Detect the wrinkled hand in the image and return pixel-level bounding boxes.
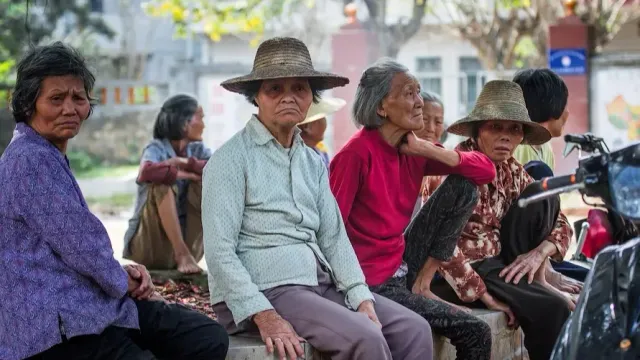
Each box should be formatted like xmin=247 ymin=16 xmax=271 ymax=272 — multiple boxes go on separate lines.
xmin=124 ymin=264 xmax=154 ymax=300
xmin=357 ymin=300 xmax=382 ymax=329
xmin=253 ymin=310 xmax=305 ymax=360
xmin=481 ymin=292 xmax=518 ymax=329
xmin=500 ymin=248 xmax=546 ymax=285
xmin=177 ymin=170 xmax=202 ymax=182
xmin=167 ymin=157 xmax=190 ymax=169
xmin=399 ymin=132 xmax=430 ymax=157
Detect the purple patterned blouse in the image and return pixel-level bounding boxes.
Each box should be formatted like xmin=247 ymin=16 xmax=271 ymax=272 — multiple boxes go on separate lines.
xmin=0 ymin=123 xmax=138 ymax=360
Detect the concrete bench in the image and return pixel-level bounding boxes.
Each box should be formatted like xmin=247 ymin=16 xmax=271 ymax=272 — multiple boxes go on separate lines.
xmin=226 ymin=309 xmax=528 ymax=360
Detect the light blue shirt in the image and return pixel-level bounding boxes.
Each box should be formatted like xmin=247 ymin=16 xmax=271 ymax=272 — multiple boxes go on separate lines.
xmin=202 ymin=116 xmax=373 ymax=325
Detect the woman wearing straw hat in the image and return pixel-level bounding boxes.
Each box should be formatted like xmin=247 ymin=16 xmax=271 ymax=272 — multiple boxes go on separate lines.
xmin=430 ymin=80 xmax=574 ymax=360
xmin=202 ymin=37 xmax=434 ymax=360
xmin=298 ymin=96 xmax=346 ymax=168
xmin=329 ymin=58 xmax=496 ymax=360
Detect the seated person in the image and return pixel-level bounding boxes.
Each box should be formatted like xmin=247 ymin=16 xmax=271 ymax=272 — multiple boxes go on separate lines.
xmin=203 ymin=37 xmax=434 ymax=360
xmin=123 ymin=94 xmax=211 ymax=274
xmin=330 ymin=58 xmax=496 ymax=360
xmin=430 ymin=80 xmax=573 ymax=360
xmin=513 ymin=68 xmax=587 ymax=285
xmin=415 ymin=91 xmax=447 ymax=209
xmin=298 ymin=96 xmax=346 ymax=168
xmin=0 ymin=42 xmax=228 ymax=360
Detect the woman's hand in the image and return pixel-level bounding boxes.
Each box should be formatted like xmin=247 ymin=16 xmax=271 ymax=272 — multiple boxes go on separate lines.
xmin=177 ymin=170 xmax=202 ymax=182
xmin=480 ymin=292 xmax=518 ymax=328
xmin=357 ymin=300 xmax=382 ymax=328
xmin=167 ymin=157 xmax=190 ymax=169
xmin=124 ymin=264 xmax=155 ymax=300
xmin=500 ymin=246 xmax=549 ymax=285
xmin=253 ymin=310 xmax=305 ymax=360
xmin=400 ymin=132 xmax=460 ymax=167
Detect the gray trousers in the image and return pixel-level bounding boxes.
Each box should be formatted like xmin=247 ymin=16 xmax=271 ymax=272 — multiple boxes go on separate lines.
xmin=214 ymin=263 xmax=434 ymax=360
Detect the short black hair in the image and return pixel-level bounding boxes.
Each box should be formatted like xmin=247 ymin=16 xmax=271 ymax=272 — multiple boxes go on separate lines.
xmin=513 ymin=69 xmax=568 ymax=124
xmin=11 ymin=42 xmax=96 ymax=123
xmin=153 ymin=94 xmax=199 ymax=140
xmin=241 ymin=79 xmax=323 ymax=107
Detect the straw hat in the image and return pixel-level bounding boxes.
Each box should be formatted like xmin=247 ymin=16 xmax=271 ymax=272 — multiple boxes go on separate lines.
xmin=221 ymin=37 xmax=349 ymax=94
xmin=447 ymin=80 xmax=551 ymax=145
xmin=299 ymin=97 xmax=347 ymax=125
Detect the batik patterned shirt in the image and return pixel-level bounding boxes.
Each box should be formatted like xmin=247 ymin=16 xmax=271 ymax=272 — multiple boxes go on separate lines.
xmin=438 ymin=139 xmax=572 ymax=303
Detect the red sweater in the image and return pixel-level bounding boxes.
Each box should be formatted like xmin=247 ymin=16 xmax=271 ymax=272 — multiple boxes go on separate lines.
xmin=329 ymin=129 xmax=496 ymax=286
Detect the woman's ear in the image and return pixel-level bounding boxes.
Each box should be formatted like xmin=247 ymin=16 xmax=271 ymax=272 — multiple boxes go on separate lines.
xmin=376 ymin=102 xmax=386 ymax=118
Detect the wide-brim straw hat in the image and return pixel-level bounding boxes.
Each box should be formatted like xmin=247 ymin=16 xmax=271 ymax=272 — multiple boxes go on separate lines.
xmin=299 ymin=97 xmax=347 ymax=125
xmin=447 ymin=80 xmax=551 ymax=145
xmin=221 ymin=37 xmax=349 ymax=94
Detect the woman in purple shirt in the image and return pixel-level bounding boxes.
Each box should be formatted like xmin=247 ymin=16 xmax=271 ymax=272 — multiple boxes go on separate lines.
xmin=0 ymin=42 xmax=228 ymax=360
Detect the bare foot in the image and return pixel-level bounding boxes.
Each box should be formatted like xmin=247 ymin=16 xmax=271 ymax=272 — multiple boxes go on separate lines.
xmin=545 ymin=266 xmax=583 ymax=294
xmin=175 ymin=253 xmax=202 ymax=274
xmin=535 ymin=268 xmax=577 ymax=311
xmin=411 ymin=285 xmax=473 ymax=313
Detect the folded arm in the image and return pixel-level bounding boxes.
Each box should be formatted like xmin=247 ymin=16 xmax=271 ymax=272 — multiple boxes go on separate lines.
xmin=423 ymin=144 xmax=496 ymax=185
xmin=319 ymin=160 xmax=373 ymax=309
xmin=11 ymin=153 xmax=128 ymax=299
xmin=202 ymin=150 xmax=273 ymax=325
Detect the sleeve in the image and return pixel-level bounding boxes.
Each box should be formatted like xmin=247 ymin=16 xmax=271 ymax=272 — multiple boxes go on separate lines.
xmin=137 ymin=143 xmax=177 ymax=184
xmin=317 ymin=162 xmax=373 ymax=310
xmin=439 ymin=246 xmax=488 ymax=303
xmin=201 ymin=148 xmax=273 ymax=325
xmin=328 ymin=151 xmax=367 ymax=226
xmin=424 ymin=147 xmax=496 ymax=186
xmin=11 ymin=154 xmax=128 ymax=299
xmin=546 ymin=212 xmax=572 ymax=261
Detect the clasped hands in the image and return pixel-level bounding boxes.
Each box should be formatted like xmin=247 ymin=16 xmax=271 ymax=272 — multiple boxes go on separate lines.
xmin=124 ymin=264 xmax=164 ymax=301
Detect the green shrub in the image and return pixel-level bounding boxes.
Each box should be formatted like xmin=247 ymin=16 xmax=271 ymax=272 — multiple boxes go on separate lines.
xmin=67 ymin=150 xmax=98 ymax=173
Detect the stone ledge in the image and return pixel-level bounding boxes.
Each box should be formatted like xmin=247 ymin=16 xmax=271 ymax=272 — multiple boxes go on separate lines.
xmin=226 ymin=310 xmax=528 ymax=360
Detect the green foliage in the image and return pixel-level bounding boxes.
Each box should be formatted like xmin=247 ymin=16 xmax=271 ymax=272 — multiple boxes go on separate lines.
xmin=68 ymin=150 xmax=99 ymax=173
xmin=143 ymin=0 xmax=314 ymax=46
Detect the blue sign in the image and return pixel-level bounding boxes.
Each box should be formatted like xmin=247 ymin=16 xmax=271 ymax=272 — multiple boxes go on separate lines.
xmin=548 ymin=48 xmax=587 ymax=75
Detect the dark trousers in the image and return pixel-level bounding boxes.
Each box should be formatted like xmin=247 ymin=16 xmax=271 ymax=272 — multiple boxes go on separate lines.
xmin=371 ymin=175 xmax=493 ymax=360
xmin=524 ymin=160 xmax=589 ymax=281
xmin=27 ymin=299 xmax=229 ymax=360
xmin=432 ymin=183 xmax=571 ymax=360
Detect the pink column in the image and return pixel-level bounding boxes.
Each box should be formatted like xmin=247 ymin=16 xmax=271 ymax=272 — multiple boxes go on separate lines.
xmin=548 ymin=4 xmax=593 ymax=175
xmin=331 ymin=6 xmax=379 ymax=152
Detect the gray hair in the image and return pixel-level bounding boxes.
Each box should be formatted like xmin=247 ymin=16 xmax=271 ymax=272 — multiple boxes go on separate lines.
xmin=421 ymin=91 xmax=443 ymax=109
xmin=353 ymin=58 xmax=409 ymax=129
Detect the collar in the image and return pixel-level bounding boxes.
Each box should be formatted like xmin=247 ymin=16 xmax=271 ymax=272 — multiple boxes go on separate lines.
xmin=362 ymin=128 xmax=401 ymax=157
xmin=246 ymin=115 xmax=303 ymax=148
xmin=14 ymin=122 xmax=69 ymax=164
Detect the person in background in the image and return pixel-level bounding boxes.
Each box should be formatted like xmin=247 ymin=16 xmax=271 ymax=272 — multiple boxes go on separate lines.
xmin=123 ymin=94 xmax=211 ymax=274
xmin=513 ymin=68 xmax=587 ymax=286
xmin=414 ymin=91 xmax=447 ymax=213
xmin=431 ymin=80 xmax=573 ymax=360
xmin=204 ymin=37 xmax=434 ymax=360
xmin=298 ymin=96 xmax=346 ymax=168
xmin=330 ymin=58 xmax=495 ymax=360
xmin=0 ymin=42 xmax=228 ymax=360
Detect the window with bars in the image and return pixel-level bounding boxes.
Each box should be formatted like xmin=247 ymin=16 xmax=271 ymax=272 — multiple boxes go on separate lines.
xmin=458 ymin=57 xmax=486 ymax=115
xmin=416 ymin=57 xmax=442 ymax=96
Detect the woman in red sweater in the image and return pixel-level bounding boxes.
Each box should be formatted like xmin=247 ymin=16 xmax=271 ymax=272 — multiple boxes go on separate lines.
xmin=123 ymin=94 xmax=211 ymax=274
xmin=329 ymin=59 xmax=496 ymax=360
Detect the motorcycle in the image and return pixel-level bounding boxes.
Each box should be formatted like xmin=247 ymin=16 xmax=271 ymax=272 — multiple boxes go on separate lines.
xmin=561 ymin=133 xmax=638 ymax=262
xmin=518 ymin=139 xmax=640 ymax=359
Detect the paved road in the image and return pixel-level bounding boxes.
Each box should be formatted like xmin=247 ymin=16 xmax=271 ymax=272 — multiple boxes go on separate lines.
xmin=77 ymin=171 xmax=138 ymax=199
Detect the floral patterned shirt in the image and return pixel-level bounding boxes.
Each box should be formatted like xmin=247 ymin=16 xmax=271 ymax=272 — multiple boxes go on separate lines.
xmin=438 ymin=139 xmax=573 ymax=303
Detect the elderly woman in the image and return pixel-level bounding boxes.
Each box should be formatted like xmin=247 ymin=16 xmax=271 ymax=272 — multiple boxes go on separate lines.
xmin=430 ymin=80 xmax=573 ymax=360
xmin=0 ymin=42 xmax=227 ymax=360
xmin=329 ymin=58 xmax=496 ymax=359
xmin=414 ymin=91 xmax=446 ymax=209
xmin=298 ymin=96 xmax=346 ymax=168
xmin=123 ymin=94 xmax=211 ymax=274
xmin=203 ymin=37 xmax=433 ymax=360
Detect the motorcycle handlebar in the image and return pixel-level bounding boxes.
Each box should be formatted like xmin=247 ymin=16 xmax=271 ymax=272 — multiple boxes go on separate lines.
xmin=518 ymin=174 xmax=585 ymax=208
xmin=540 ymin=174 xmax=578 ymax=191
